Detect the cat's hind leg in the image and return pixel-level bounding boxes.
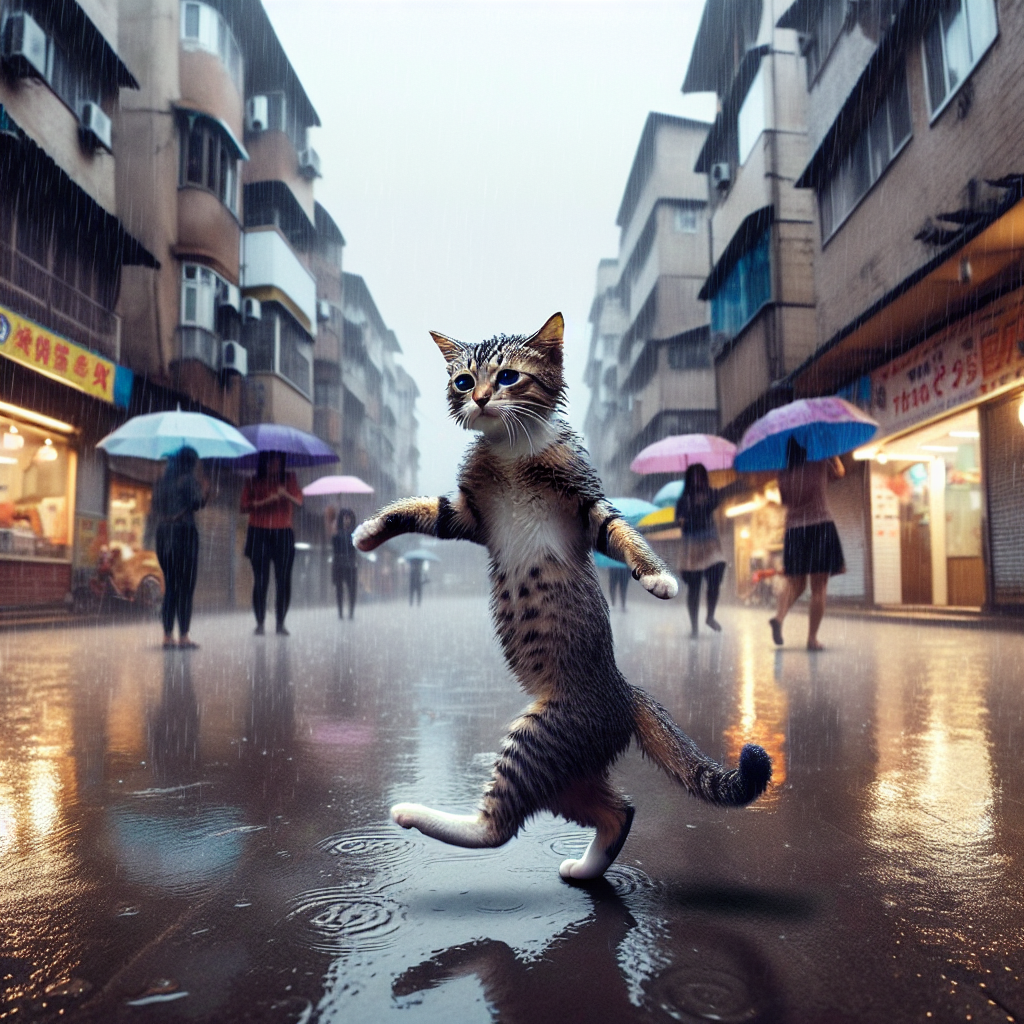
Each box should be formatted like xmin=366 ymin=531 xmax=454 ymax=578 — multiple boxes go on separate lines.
xmin=390 ymin=803 xmax=516 ymax=849
xmin=552 ymin=778 xmax=635 ymax=881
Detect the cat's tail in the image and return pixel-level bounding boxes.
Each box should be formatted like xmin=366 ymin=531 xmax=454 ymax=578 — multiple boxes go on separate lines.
xmin=630 ymin=687 xmax=772 ymax=807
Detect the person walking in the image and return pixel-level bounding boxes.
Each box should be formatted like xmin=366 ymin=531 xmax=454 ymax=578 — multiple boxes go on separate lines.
xmin=608 ymin=564 xmax=630 ymax=610
xmin=152 ymin=446 xmax=208 ymax=649
xmin=241 ymin=451 xmax=303 ymax=636
xmin=674 ymin=462 xmax=739 ymax=637
xmin=408 ymin=559 xmax=425 ymax=606
xmin=332 ymin=508 xmax=358 ymax=620
xmin=769 ymin=438 xmax=846 ymax=651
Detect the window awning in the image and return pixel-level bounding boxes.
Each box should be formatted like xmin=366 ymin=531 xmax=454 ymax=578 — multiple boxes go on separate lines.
xmin=174 ymin=106 xmax=249 ymax=161
xmin=0 ymin=106 xmax=158 ymax=268
xmin=699 ymin=206 xmax=774 ymax=301
xmin=49 ymin=0 xmax=140 ymax=90
xmin=789 ymin=181 xmax=1024 ymax=397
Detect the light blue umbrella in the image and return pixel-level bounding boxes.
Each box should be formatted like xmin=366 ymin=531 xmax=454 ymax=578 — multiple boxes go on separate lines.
xmin=594 ymin=551 xmax=626 ymax=569
xmin=653 ymin=480 xmax=684 ymax=507
xmin=607 ymin=497 xmax=658 ymax=525
xmin=401 ymin=549 xmax=441 ymax=562
xmin=97 ymin=407 xmax=256 ymax=460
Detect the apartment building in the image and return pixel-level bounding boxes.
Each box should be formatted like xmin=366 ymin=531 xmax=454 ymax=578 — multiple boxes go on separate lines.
xmin=780 ymin=0 xmax=1024 ymax=613
xmin=0 ymin=0 xmax=157 ymax=610
xmin=583 ymin=113 xmax=715 ymax=498
xmin=310 ymin=201 xmax=344 ymax=456
xmin=683 ymin=0 xmax=817 ymax=441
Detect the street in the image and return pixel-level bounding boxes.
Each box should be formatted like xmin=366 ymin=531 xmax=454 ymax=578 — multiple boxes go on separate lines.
xmin=0 ymin=593 xmax=1021 ymax=1023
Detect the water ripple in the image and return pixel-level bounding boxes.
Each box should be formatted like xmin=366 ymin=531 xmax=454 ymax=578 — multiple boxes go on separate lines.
xmin=287 ymin=889 xmax=404 ymax=955
xmin=651 ymin=966 xmax=760 ymax=1023
xmin=317 ymin=824 xmax=418 ymax=870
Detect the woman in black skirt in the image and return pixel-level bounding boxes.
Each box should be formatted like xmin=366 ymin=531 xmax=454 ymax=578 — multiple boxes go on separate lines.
xmin=769 ymin=438 xmax=845 ymax=651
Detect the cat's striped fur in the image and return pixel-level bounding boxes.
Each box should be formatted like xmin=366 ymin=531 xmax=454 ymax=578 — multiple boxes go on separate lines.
xmin=354 ymin=312 xmax=771 ymax=879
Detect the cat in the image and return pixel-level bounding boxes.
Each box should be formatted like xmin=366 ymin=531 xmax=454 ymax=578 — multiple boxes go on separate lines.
xmin=353 ymin=312 xmax=772 ymax=880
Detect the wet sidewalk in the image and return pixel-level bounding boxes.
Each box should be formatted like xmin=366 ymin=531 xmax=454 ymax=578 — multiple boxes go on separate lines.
xmin=0 ymin=594 xmax=1021 ymax=1023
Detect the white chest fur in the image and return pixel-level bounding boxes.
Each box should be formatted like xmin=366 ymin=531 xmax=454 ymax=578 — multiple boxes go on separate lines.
xmin=486 ymin=485 xmax=575 ymax=570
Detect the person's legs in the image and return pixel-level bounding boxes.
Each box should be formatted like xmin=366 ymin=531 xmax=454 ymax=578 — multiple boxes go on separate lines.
xmin=274 ymin=529 xmax=296 ymax=632
xmin=346 ymin=566 xmax=357 ymax=618
xmin=681 ymin=571 xmax=701 ymax=636
xmin=618 ymin=570 xmax=627 ymax=611
xmin=705 ymin=562 xmax=726 ymax=631
xmin=770 ymin=575 xmax=806 ymax=645
xmin=250 ymin=531 xmax=272 ymax=632
xmin=156 ymin=526 xmax=176 ymax=643
xmin=807 ymin=573 xmax=829 ymax=650
xmin=608 ymin=572 xmax=617 ymax=607
xmin=177 ymin=526 xmax=199 ymax=638
xmin=335 ymin=580 xmax=345 ymax=618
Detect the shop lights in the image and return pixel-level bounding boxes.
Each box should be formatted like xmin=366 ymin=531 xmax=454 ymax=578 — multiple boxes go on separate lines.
xmin=876 ymin=452 xmax=934 ymax=464
xmin=0 ymin=400 xmax=76 ymax=434
xmin=0 ymin=456 xmax=16 ymax=465
xmin=34 ymin=439 xmax=58 ymax=462
xmin=3 ymin=428 xmax=24 ymax=450
xmin=920 ymin=445 xmax=958 ymax=452
xmin=949 ymin=430 xmax=979 ymax=439
xmin=1019 ymin=399 xmax=1024 ymax=428
xmin=725 ymin=498 xmax=765 ymax=518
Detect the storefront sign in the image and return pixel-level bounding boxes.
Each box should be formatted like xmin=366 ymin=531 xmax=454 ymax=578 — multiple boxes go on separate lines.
xmin=0 ymin=304 xmax=131 ymax=407
xmin=869 ymin=291 xmax=1024 ymax=436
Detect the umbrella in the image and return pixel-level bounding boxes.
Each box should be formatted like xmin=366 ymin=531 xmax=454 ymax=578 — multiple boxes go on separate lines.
xmin=653 ymin=480 xmax=684 ymax=507
xmin=97 ymin=407 xmax=255 ymax=461
xmin=607 ymin=497 xmax=658 ymax=525
xmin=233 ymin=424 xmax=339 ymax=468
xmin=637 ymin=506 xmax=676 ymax=529
xmin=401 ymin=549 xmax=440 ymax=562
xmin=594 ymin=552 xmax=626 ymax=569
xmin=734 ymin=397 xmax=879 ymax=472
xmin=630 ymin=434 xmax=736 ymax=475
xmin=302 ymin=475 xmax=374 ymax=496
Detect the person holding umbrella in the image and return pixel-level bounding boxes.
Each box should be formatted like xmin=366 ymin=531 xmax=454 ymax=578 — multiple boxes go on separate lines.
xmin=241 ymin=451 xmax=303 ymax=635
xmin=674 ymin=463 xmax=741 ymax=637
xmin=769 ymin=438 xmax=845 ymax=651
xmin=151 ymin=446 xmax=208 ymax=648
xmin=332 ymin=508 xmax=358 ymax=620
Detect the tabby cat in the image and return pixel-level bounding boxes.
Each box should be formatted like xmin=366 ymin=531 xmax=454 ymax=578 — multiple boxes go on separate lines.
xmin=354 ymin=312 xmax=771 ymax=880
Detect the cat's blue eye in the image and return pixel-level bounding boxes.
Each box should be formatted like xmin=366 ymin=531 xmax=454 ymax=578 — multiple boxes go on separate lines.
xmin=453 ymin=373 xmax=475 ymax=392
xmin=496 ymin=369 xmax=520 ymax=387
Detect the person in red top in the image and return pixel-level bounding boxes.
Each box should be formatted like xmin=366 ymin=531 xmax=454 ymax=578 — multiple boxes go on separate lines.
xmin=241 ymin=451 xmax=303 ymax=635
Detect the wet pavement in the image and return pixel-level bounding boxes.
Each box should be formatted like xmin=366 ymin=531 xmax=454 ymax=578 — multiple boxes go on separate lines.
xmin=1 ymin=592 xmax=1022 ymax=1023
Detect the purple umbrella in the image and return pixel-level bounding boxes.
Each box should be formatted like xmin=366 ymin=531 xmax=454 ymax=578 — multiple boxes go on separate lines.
xmin=233 ymin=424 xmax=339 ymax=468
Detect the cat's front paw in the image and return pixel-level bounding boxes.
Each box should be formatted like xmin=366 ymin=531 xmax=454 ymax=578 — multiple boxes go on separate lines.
xmin=390 ymin=803 xmax=422 ymax=829
xmin=353 ymin=518 xmax=385 ymax=551
xmin=639 ymin=572 xmax=678 ymax=600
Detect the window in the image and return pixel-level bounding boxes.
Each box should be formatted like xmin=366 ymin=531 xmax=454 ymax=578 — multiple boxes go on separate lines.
xmin=923 ymin=0 xmax=997 ymax=116
xmin=710 ymin=227 xmax=772 ymax=339
xmin=674 ymin=207 xmax=699 ymax=234
xmin=263 ymin=91 xmax=308 ymax=151
xmin=818 ymin=70 xmax=912 ymax=240
xmin=242 ymin=305 xmax=313 ymax=396
xmin=737 ymin=66 xmax=767 ymax=166
xmin=180 ymin=263 xmax=218 ymax=330
xmin=667 ymin=338 xmax=711 ymax=370
xmin=180 ymin=2 xmax=243 ymax=93
xmin=804 ymin=0 xmax=848 ymax=83
xmin=178 ymin=119 xmax=239 ymax=213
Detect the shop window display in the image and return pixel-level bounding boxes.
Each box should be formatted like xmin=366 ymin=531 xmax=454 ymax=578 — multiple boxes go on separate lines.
xmin=0 ymin=414 xmax=72 ymax=560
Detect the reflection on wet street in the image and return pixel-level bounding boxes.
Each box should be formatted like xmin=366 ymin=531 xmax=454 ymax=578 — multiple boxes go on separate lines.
xmin=1 ymin=596 xmax=1022 ymax=1022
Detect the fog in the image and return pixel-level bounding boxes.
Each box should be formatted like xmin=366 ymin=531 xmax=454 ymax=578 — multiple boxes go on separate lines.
xmin=264 ymin=0 xmax=715 ymax=495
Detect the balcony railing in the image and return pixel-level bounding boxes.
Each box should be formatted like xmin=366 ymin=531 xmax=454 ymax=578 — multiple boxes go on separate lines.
xmin=0 ymin=239 xmax=121 ymax=360
xmin=176 ymin=325 xmax=220 ymax=370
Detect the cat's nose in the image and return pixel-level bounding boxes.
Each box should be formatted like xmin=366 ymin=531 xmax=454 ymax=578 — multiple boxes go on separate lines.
xmin=473 ymin=386 xmax=492 ymax=408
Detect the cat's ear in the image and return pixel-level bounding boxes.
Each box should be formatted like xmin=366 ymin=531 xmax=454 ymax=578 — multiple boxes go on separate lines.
xmin=527 ymin=313 xmax=564 ymax=357
xmin=429 ymin=331 xmax=463 ymax=364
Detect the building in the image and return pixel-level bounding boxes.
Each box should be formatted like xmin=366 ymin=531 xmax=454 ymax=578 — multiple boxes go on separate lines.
xmin=0 ymin=0 xmax=157 ymax=611
xmin=310 ymin=201 xmax=345 ymax=456
xmin=780 ymin=0 xmax=1024 ymax=613
xmin=683 ymin=0 xmax=817 ymax=443
xmin=583 ymin=113 xmax=716 ymax=498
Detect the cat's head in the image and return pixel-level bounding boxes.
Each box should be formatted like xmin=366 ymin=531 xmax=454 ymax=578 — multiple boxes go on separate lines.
xmin=429 ymin=312 xmax=565 ymax=442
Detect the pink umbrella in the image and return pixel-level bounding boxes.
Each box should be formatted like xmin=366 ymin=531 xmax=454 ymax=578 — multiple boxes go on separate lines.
xmin=630 ymin=434 xmax=736 ymax=475
xmin=302 ymin=475 xmax=374 ymax=496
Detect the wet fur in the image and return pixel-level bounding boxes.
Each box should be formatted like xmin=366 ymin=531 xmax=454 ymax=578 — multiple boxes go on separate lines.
xmin=355 ymin=312 xmax=771 ymax=879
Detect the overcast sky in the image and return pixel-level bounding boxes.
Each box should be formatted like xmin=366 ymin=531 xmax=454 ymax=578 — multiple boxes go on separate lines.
xmin=264 ymin=0 xmax=714 ymax=495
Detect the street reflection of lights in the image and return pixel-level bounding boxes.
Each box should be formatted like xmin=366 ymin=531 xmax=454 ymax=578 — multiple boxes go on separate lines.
xmin=29 ymin=761 xmax=61 ymax=837
xmin=0 ymin=789 xmax=15 ymax=856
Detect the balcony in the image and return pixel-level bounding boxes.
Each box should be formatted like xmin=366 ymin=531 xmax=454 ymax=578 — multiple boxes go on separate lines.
xmin=242 ymin=229 xmax=317 ymax=334
xmin=176 ymin=325 xmax=219 ymax=371
xmin=0 ymin=239 xmax=120 ymax=361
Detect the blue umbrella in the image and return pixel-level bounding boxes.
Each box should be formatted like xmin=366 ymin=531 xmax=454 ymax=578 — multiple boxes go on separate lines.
xmin=607 ymin=497 xmax=658 ymax=525
xmin=232 ymin=424 xmax=340 ymax=468
xmin=653 ymin=480 xmax=684 ymax=507
xmin=594 ymin=551 xmax=626 ymax=569
xmin=97 ymin=407 xmax=255 ymax=460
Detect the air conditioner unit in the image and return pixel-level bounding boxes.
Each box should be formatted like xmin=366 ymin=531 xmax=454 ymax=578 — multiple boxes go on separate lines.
xmin=79 ymin=102 xmax=112 ymax=152
xmin=317 ymin=299 xmax=331 ymax=322
xmin=242 ymin=296 xmax=261 ymax=321
xmin=298 ymin=147 xmax=321 ymax=179
xmin=221 ymin=340 xmax=248 ymax=376
xmin=2 ymin=12 xmax=48 ymax=79
xmin=710 ymin=162 xmax=732 ymax=190
xmin=218 ymin=283 xmax=241 ymax=312
xmin=245 ymin=95 xmax=269 ymax=133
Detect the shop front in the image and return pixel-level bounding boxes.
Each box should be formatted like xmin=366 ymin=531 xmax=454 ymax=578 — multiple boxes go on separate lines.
xmin=853 ymin=286 xmax=1024 ymax=611
xmin=0 ymin=302 xmax=133 ymax=610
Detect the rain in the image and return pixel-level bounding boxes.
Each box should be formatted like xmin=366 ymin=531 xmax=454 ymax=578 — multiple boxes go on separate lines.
xmin=1 ymin=1 xmax=1023 ymax=1022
